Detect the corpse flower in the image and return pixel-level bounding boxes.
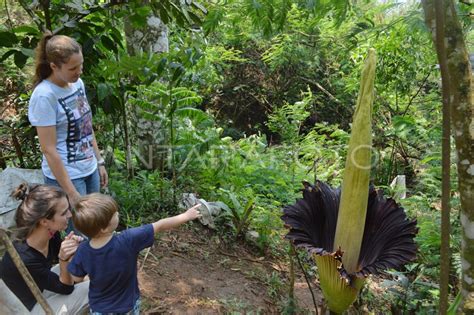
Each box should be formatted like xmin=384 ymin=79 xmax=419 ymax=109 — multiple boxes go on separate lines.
xmin=281 ymin=49 xmax=418 ymax=313
xmin=281 ymin=181 xmax=418 ymax=312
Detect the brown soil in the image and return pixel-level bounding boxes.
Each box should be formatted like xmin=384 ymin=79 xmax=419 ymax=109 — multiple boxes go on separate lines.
xmin=137 ymin=224 xmax=322 ymax=314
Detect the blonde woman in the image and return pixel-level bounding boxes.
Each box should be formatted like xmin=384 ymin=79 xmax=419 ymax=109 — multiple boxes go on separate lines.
xmin=29 ymin=32 xmax=107 ymax=206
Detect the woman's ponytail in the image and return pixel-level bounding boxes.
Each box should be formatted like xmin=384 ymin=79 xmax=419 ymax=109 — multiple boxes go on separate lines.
xmin=12 ymin=183 xmax=66 ymax=240
xmin=33 ymin=31 xmax=54 ymax=87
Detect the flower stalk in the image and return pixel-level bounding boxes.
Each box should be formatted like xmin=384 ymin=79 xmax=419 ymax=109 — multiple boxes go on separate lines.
xmin=333 ymin=48 xmax=376 ymax=274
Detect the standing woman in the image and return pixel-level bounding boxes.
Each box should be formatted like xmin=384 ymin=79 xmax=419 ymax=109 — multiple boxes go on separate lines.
xmin=29 ymin=32 xmax=107 ymax=206
xmin=0 ymin=183 xmax=89 ymax=314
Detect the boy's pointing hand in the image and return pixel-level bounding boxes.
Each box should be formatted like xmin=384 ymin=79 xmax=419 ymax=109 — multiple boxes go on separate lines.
xmin=185 ymin=204 xmax=202 ymax=220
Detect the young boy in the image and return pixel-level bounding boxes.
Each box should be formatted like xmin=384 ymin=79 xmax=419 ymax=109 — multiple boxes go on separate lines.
xmin=67 ymin=193 xmax=201 ymax=314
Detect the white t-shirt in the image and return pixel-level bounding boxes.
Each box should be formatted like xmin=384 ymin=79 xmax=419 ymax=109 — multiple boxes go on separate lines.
xmin=28 ymin=78 xmax=97 ymax=180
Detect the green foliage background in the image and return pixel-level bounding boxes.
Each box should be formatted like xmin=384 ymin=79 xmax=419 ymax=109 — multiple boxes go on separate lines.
xmin=1 ymin=0 xmax=471 ymax=312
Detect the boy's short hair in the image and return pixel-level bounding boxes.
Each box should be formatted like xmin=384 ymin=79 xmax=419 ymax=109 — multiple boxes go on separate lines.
xmin=73 ymin=193 xmax=118 ymax=238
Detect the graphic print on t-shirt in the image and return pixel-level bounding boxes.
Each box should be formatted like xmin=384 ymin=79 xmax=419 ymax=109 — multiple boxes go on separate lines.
xmin=58 ymin=88 xmax=94 ymax=163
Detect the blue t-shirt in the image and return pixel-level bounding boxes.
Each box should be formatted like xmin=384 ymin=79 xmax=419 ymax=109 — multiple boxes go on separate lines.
xmin=68 ymin=224 xmax=154 ymax=313
xmin=28 ymin=78 xmax=97 ymax=180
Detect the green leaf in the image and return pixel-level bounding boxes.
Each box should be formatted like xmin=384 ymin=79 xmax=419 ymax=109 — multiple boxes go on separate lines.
xmin=60 ymin=14 xmax=70 ymax=23
xmin=224 ymin=191 xmax=242 ymax=223
xmin=240 ymin=198 xmax=255 ymax=223
xmin=103 ymin=95 xmax=121 ymax=114
xmin=447 ymin=292 xmax=462 ymax=314
xmin=0 ymin=49 xmax=18 ymax=62
xmin=392 ymin=115 xmax=417 ymax=139
xmin=144 ymin=73 xmax=158 ymax=86
xmin=65 ymin=20 xmax=78 ymax=28
xmin=188 ymin=12 xmax=202 ymax=26
xmin=180 ymin=4 xmax=194 ymax=25
xmin=20 ymin=48 xmax=34 ymax=57
xmin=0 ymin=31 xmax=18 ymax=47
xmin=101 ymin=35 xmax=117 ymax=54
xmin=97 ymin=83 xmax=109 ymax=101
xmin=128 ymin=14 xmax=147 ymax=28
xmin=13 ymin=26 xmax=40 ymax=35
xmin=65 ymin=0 xmax=83 ymax=11
xmin=110 ymin=27 xmax=124 ymax=48
xmin=155 ymin=2 xmax=171 ymax=25
xmin=135 ymin=6 xmax=152 ymax=17
xmin=175 ymin=96 xmax=200 ymax=107
xmin=169 ymin=2 xmax=187 ymax=27
xmin=14 ymin=51 xmax=29 ymax=68
xmin=203 ymin=9 xmax=223 ymax=34
xmin=392 ymin=115 xmax=416 ymax=128
xmin=155 ymin=57 xmax=168 ymax=75
xmin=174 ymin=107 xmax=208 ymax=122
xmin=171 ymin=66 xmax=185 ymax=84
xmin=191 ymin=1 xmax=207 ymax=14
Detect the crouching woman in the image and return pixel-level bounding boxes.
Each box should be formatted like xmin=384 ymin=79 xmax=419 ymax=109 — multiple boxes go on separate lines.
xmin=0 ymin=183 xmax=89 ymax=314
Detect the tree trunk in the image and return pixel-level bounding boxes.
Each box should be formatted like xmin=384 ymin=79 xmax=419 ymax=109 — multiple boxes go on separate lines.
xmin=124 ymin=11 xmax=169 ymax=170
xmin=425 ymin=0 xmax=451 ymax=313
xmin=422 ymin=0 xmax=474 ymax=312
xmin=0 ymin=148 xmax=6 ymax=169
xmin=11 ymin=127 xmax=25 ymax=168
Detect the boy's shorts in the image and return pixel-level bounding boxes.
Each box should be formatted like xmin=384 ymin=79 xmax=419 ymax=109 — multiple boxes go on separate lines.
xmin=90 ymin=298 xmax=140 ymax=315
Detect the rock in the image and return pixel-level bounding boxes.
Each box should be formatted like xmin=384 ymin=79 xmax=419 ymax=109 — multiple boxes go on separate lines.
xmin=390 ymin=175 xmax=406 ymax=200
xmin=246 ymin=230 xmax=260 ymax=242
xmin=179 ymin=193 xmax=230 ymax=229
xmin=0 ymin=167 xmax=43 ymax=228
xmin=0 ymin=280 xmax=29 ymax=314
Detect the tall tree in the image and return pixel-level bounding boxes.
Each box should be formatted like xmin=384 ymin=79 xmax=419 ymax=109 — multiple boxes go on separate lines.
xmin=124 ymin=5 xmax=170 ymax=171
xmin=122 ymin=1 xmax=206 ymax=172
xmin=422 ymin=0 xmax=474 ymax=312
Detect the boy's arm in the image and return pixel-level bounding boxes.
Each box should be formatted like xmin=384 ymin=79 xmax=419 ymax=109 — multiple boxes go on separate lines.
xmin=65 ymin=235 xmax=87 ymax=284
xmin=153 ymin=205 xmax=201 ymax=233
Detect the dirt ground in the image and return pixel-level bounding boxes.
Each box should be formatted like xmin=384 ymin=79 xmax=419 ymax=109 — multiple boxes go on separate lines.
xmin=137 ymin=223 xmax=322 ymax=314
